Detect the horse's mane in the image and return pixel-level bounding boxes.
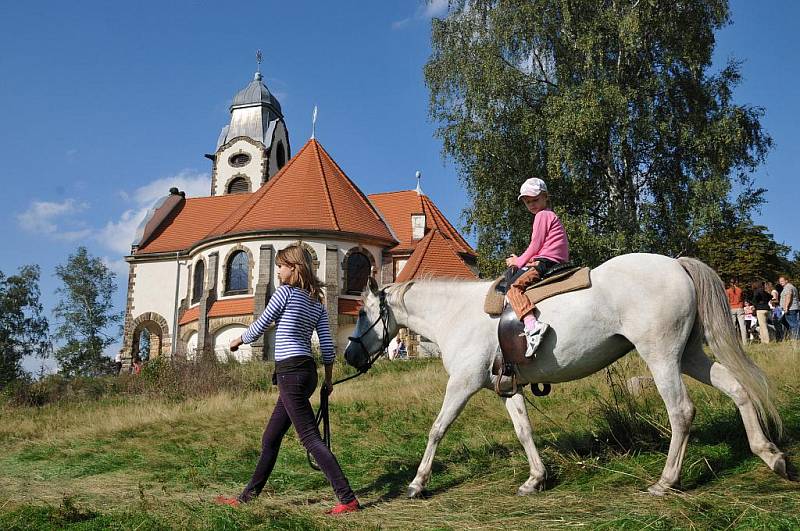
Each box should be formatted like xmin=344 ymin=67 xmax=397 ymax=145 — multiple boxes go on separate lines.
xmin=382 ymin=276 xmax=488 ymax=313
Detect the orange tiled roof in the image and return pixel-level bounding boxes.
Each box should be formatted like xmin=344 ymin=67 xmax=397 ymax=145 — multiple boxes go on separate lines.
xmin=136 ymin=194 xmax=251 ymax=254
xmin=338 ymin=298 xmax=363 ymax=316
xmin=208 ymin=297 xmax=254 ymax=318
xmin=395 ymin=229 xmax=478 ymax=282
xmin=178 ymin=297 xmax=254 ymax=325
xmin=368 ymin=190 xmax=475 ymax=256
xmin=207 ymin=140 xmax=396 ymax=243
xmin=179 ymin=306 xmax=200 ymax=325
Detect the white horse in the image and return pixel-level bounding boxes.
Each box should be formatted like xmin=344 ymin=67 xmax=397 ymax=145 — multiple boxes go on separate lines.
xmin=344 ymin=253 xmax=788 ymax=497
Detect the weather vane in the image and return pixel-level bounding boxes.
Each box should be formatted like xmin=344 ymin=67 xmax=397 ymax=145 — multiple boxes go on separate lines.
xmin=256 ymin=49 xmax=263 ymax=73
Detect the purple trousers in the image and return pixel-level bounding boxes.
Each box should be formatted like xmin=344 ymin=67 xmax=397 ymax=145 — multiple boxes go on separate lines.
xmin=239 ymin=364 xmax=355 ymax=504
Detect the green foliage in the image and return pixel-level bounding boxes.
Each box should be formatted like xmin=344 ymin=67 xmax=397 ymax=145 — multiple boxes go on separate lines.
xmin=53 ymin=247 xmax=122 ymax=377
xmin=0 ymin=265 xmax=50 ymax=388
xmin=425 ymin=0 xmax=772 ymax=272
xmin=696 ymin=222 xmax=794 ymax=284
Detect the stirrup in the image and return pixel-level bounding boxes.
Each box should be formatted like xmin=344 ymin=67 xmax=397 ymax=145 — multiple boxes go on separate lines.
xmin=494 ymin=368 xmax=518 ymax=398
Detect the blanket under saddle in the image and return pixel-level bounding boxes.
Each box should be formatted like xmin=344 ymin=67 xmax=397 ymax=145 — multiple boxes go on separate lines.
xmin=484 ymin=266 xmax=592 ymax=316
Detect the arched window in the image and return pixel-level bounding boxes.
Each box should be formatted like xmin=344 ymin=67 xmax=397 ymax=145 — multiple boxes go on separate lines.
xmin=226 ymin=250 xmax=249 ymax=294
xmin=276 ymin=141 xmax=286 ymax=169
xmin=192 ymin=260 xmax=205 ymax=303
xmin=345 ymin=251 xmax=372 ymax=295
xmin=227 ymin=176 xmax=250 ymax=194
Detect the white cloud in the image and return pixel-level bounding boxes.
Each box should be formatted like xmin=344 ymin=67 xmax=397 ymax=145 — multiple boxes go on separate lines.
xmin=101 ymin=255 xmax=131 ymax=280
xmin=97 ymin=208 xmax=151 ymax=255
xmin=132 ymin=170 xmax=209 ymax=205
xmin=17 ymin=170 xmax=210 ymax=255
xmin=422 ymin=0 xmax=449 ymax=18
xmin=16 ymin=199 xmax=91 ymax=240
xmin=392 ymin=0 xmax=449 ymax=30
xmin=96 ymin=170 xmax=210 ymax=255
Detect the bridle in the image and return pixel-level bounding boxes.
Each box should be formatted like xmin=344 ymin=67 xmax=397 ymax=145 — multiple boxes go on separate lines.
xmin=346 ymin=288 xmax=392 ymax=375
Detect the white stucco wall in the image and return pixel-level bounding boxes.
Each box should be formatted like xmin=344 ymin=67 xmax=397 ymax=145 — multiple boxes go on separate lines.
xmin=185 ymin=331 xmax=198 ymax=361
xmin=214 ymin=138 xmax=265 ymax=196
xmin=213 ymin=324 xmax=252 ymax=362
xmin=130 ymin=259 xmax=188 ymax=336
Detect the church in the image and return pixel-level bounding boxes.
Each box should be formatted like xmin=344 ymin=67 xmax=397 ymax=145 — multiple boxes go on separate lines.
xmin=119 ymin=68 xmax=478 ymax=367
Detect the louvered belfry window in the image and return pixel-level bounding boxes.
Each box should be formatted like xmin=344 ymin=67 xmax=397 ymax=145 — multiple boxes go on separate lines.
xmin=226 ymin=251 xmax=249 ymax=293
xmin=227 ymin=177 xmax=250 ymax=194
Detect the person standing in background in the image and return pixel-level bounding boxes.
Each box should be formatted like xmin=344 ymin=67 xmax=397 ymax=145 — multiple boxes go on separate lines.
xmin=779 ymin=276 xmax=799 ymax=340
xmin=726 ymin=278 xmax=747 ymax=344
xmin=751 ymin=281 xmax=772 ymax=344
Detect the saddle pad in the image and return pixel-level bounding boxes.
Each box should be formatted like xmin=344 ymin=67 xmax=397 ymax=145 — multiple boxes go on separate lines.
xmin=484 ymin=267 xmax=592 ymax=315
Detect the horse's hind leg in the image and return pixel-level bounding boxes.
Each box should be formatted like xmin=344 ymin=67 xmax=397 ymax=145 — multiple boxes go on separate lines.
xmin=407 ymin=373 xmax=483 ymax=498
xmin=681 ymin=343 xmax=788 ymax=478
xmin=504 ymin=393 xmax=547 ymax=494
xmin=641 ymin=352 xmax=696 ymax=495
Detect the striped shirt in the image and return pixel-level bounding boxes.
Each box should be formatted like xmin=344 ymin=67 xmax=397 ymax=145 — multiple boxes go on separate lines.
xmin=241 ymin=285 xmax=335 ymax=364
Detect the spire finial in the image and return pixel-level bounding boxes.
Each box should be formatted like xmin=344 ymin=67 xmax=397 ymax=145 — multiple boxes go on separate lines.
xmin=254 ymin=50 xmax=263 ymax=80
xmin=415 ymin=170 xmax=423 ymax=195
xmin=311 ymin=105 xmax=318 ymax=139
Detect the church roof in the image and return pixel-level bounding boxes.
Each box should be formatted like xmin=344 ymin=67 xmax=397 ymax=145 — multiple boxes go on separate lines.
xmin=395 ymin=229 xmax=478 ymax=282
xmin=368 ymin=190 xmax=475 ymax=256
xmin=231 ymin=72 xmax=282 ymax=114
xmin=179 ymin=297 xmax=254 ymax=325
xmin=135 ymin=194 xmax=251 ymax=254
xmin=207 ymin=139 xmax=396 ymax=244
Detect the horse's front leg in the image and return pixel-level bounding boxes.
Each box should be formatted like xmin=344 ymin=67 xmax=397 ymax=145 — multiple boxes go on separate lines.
xmin=407 ymin=374 xmax=482 ymax=498
xmin=503 ymin=393 xmax=547 ymax=494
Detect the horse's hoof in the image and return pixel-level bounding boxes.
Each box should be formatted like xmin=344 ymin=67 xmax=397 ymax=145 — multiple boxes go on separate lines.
xmin=406 ymin=484 xmax=423 ymax=498
xmin=646 ymin=481 xmax=672 ymax=496
xmin=517 ymin=477 xmax=545 ymax=495
xmin=770 ymin=452 xmax=788 ymax=479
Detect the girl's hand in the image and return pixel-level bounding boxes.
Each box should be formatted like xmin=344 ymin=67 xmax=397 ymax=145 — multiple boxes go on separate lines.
xmin=505 ymin=255 xmax=518 ymax=267
xmin=229 ymin=337 xmax=243 ymax=352
xmin=324 ymin=378 xmax=333 ymax=396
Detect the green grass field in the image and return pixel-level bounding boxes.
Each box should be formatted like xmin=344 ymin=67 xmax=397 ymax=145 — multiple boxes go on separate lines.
xmin=1 ymin=343 xmax=799 ymax=530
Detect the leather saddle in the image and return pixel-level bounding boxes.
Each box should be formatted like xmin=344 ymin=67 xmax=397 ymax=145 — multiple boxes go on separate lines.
xmin=490 ymin=264 xmax=591 ymax=397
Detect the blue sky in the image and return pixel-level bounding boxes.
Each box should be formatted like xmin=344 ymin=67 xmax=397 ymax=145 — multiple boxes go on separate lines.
xmin=1 ymin=1 xmax=797 ymax=372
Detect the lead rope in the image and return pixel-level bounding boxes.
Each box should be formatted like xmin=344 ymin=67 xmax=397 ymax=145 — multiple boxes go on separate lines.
xmin=307 ymin=349 xmax=384 ymax=471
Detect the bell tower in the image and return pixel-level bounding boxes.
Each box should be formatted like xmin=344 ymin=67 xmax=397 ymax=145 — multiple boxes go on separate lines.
xmin=208 ymin=52 xmax=290 ymax=196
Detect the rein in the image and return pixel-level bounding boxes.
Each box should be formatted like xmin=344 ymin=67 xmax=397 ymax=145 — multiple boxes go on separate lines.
xmin=307 ymin=289 xmax=391 ymax=471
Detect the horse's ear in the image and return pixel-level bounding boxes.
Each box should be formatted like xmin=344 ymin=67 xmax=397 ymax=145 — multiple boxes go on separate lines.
xmin=368 ymin=276 xmax=379 ymax=295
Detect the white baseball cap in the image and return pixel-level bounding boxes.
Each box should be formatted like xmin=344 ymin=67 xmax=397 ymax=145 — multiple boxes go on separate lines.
xmin=518 ymin=177 xmax=548 ymax=200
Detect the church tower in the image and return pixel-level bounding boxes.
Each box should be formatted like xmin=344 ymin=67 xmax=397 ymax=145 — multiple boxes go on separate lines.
xmin=208 ymin=64 xmax=290 ymax=196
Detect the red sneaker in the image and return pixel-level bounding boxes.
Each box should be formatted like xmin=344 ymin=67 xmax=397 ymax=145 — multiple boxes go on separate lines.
xmin=213 ymin=495 xmax=241 ymax=508
xmin=325 ymin=499 xmax=361 ymax=515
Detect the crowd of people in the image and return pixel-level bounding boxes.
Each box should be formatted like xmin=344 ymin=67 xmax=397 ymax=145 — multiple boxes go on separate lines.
xmin=726 ymin=275 xmax=799 ymax=343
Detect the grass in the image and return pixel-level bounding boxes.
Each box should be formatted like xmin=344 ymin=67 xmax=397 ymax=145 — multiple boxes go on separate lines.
xmin=1 ymin=343 xmax=799 ymax=529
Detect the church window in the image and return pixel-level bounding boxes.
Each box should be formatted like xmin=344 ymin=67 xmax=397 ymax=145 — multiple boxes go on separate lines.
xmin=345 ymin=251 xmax=372 ymax=295
xmin=227 ymin=176 xmax=250 ymax=194
xmin=229 ymin=153 xmax=251 ymax=167
xmin=192 ymin=260 xmax=205 ymax=303
xmin=276 ymin=142 xmax=286 ymax=169
xmin=226 ymin=251 xmax=249 ymax=294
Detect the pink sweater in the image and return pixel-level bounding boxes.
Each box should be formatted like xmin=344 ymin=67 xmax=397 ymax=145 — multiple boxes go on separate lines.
xmin=515 ymin=209 xmax=569 ymax=268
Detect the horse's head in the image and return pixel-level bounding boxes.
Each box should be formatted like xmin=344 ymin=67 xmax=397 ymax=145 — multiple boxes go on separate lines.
xmin=344 ymin=277 xmax=398 ymax=372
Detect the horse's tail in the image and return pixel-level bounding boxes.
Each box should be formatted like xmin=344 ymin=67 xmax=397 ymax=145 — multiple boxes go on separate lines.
xmin=677 ymin=257 xmax=782 ymax=439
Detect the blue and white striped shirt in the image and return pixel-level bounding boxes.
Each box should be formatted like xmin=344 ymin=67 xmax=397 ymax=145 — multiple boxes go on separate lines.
xmin=241 ymin=285 xmax=335 ymax=364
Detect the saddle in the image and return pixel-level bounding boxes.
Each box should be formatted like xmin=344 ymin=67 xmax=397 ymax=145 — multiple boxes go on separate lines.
xmin=488 ymin=265 xmax=592 ymax=396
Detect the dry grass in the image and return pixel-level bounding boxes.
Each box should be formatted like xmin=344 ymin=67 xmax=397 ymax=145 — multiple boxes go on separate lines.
xmin=0 ymin=342 xmax=799 ymax=529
